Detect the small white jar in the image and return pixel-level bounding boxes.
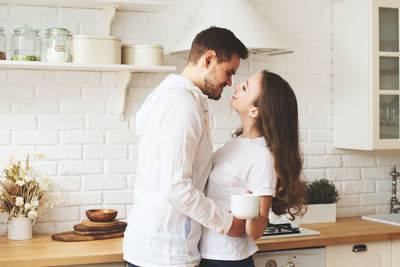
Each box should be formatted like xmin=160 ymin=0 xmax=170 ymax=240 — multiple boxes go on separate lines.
xmin=122 ymin=44 xmax=163 ymax=66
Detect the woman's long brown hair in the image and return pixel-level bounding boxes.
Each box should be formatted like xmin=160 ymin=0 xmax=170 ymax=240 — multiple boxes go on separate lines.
xmin=234 ymin=70 xmax=306 ymax=220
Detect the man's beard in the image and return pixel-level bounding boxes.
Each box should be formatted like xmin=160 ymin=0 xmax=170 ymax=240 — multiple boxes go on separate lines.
xmin=203 ymin=67 xmax=222 ymax=100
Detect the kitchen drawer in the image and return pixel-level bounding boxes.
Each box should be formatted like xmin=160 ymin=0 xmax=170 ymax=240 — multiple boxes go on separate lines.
xmin=326 ymin=240 xmax=391 ymax=267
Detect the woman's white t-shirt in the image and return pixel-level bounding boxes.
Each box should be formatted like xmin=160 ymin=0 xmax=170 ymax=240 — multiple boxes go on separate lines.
xmin=199 ymin=136 xmax=277 ymax=261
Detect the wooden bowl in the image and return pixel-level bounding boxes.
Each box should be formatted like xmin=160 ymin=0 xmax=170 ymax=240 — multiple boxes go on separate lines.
xmin=86 ymin=209 xmax=117 ymax=222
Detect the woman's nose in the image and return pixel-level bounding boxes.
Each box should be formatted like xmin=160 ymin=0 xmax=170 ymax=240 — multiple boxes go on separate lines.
xmin=233 ymin=84 xmax=240 ymax=95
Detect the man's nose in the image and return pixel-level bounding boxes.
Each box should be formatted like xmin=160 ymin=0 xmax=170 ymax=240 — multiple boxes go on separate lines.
xmin=227 ymin=76 xmax=232 ymax=86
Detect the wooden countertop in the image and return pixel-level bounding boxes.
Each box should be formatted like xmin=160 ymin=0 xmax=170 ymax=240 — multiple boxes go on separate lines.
xmin=257 ymin=216 xmax=400 ymax=251
xmin=1 ymin=217 xmax=400 ymax=266
xmin=0 ymin=234 xmax=123 ymax=267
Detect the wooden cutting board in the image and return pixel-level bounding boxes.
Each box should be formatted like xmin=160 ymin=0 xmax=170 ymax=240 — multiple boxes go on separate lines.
xmin=74 ymin=221 xmax=127 ymax=232
xmin=74 ymin=227 xmax=126 ymax=236
xmin=81 ymin=219 xmax=119 ymax=227
xmin=52 ymin=231 xmax=124 ymax=242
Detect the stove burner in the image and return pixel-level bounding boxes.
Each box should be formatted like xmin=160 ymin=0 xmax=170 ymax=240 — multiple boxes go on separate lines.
xmin=262 ymin=221 xmax=301 ymax=237
xmin=264 ymin=227 xmax=276 ymax=233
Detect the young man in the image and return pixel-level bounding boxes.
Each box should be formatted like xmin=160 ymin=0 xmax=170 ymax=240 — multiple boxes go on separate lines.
xmin=123 ymin=26 xmax=249 ymax=267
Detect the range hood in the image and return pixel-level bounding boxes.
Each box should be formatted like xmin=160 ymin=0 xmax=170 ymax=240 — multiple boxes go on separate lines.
xmin=169 ymin=0 xmax=293 ymax=55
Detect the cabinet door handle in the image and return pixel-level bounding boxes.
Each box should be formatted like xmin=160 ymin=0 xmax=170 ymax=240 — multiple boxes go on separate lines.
xmin=352 ymin=244 xmax=367 ymax=252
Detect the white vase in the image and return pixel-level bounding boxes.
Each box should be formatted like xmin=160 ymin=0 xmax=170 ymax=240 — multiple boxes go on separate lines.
xmin=270 ymin=203 xmax=337 ymax=225
xmin=7 ymin=217 xmax=34 ymax=240
xmin=298 ymin=203 xmax=337 ymax=224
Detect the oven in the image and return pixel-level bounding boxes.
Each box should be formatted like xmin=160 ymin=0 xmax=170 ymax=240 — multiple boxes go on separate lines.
xmin=253 ymin=246 xmax=326 ymax=267
xmin=253 ymin=221 xmax=325 ymax=267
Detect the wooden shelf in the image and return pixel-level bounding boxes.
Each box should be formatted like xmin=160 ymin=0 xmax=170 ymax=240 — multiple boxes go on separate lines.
xmin=379 ymin=51 xmax=400 ymax=57
xmin=0 ymin=60 xmax=176 ymax=120
xmin=378 ymin=90 xmax=400 ymax=95
xmin=0 ymin=0 xmax=173 ymax=12
xmin=0 ymin=60 xmax=176 ymax=72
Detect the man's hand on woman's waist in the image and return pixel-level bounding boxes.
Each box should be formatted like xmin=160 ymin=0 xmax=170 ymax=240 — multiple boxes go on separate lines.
xmin=227 ymin=216 xmax=246 ymax=237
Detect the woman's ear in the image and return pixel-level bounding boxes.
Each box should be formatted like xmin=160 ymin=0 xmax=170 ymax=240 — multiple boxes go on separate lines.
xmin=203 ymin=50 xmax=217 ymax=69
xmin=249 ymin=107 xmax=259 ymax=119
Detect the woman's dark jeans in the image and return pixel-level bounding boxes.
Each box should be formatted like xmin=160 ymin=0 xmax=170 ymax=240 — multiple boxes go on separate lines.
xmin=126 ymin=262 xmax=140 ymax=267
xmin=199 ymin=256 xmax=255 ymax=267
xmin=127 ymin=256 xmax=255 ymax=267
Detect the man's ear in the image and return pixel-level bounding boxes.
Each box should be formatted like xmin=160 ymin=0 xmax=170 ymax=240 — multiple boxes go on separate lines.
xmin=203 ymin=50 xmax=217 ymax=69
xmin=249 ymin=107 xmax=259 ymax=119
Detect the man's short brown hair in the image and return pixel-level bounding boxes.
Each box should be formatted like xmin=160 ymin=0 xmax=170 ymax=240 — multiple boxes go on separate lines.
xmin=188 ymin=26 xmax=248 ymax=64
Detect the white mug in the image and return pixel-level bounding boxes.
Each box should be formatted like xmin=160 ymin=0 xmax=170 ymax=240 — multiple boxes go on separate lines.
xmin=231 ymin=193 xmax=260 ymax=219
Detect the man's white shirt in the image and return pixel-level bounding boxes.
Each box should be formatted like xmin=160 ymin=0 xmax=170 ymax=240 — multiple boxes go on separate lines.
xmin=123 ymin=74 xmax=233 ymax=267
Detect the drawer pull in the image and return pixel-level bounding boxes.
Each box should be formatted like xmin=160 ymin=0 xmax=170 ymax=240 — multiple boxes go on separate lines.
xmin=352 ymin=244 xmax=367 ymax=252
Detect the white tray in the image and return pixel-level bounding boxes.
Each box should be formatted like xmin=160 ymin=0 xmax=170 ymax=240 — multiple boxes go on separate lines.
xmin=259 ymin=228 xmax=320 ymax=239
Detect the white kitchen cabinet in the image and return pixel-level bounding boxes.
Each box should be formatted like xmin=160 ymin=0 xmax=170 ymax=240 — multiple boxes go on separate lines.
xmin=392 ymin=239 xmax=400 ymax=266
xmin=333 ymin=0 xmax=400 ymax=150
xmin=326 ymin=241 xmax=392 ymax=267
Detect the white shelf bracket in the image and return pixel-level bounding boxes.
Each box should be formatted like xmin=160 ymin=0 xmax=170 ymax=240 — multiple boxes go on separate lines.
xmin=116 ymin=69 xmax=132 ymax=120
xmin=102 ymin=5 xmax=117 ymax=35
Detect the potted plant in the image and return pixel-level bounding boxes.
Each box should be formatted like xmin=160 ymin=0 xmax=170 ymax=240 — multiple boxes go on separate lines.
xmin=300 ymin=178 xmax=339 ymax=224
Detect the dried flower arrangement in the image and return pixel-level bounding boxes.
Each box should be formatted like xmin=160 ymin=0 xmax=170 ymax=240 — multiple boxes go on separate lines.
xmin=0 ymin=153 xmax=61 ymax=221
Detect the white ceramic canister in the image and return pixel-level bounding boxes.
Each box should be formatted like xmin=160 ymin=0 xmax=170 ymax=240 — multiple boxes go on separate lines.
xmin=7 ymin=217 xmax=34 ymax=240
xmin=231 ymin=194 xmax=260 ymax=219
xmin=122 ymin=44 xmax=163 ymax=66
xmin=71 ymin=35 xmax=121 ymax=64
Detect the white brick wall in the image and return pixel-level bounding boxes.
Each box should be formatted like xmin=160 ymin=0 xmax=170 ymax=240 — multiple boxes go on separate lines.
xmin=0 ymin=0 xmax=399 ymax=235
xmin=35 ymin=85 xmax=81 ymax=99
xmin=82 ymin=175 xmax=127 ymax=190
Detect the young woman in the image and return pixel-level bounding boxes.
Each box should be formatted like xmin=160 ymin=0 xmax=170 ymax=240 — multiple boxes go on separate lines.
xmin=199 ymin=70 xmax=306 ymax=267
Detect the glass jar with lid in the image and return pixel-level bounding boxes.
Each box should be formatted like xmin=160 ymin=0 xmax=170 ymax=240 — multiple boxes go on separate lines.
xmin=45 ymin=28 xmax=71 ymax=63
xmin=0 ymin=27 xmax=5 ymax=60
xmin=11 ymin=25 xmax=42 ymax=61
